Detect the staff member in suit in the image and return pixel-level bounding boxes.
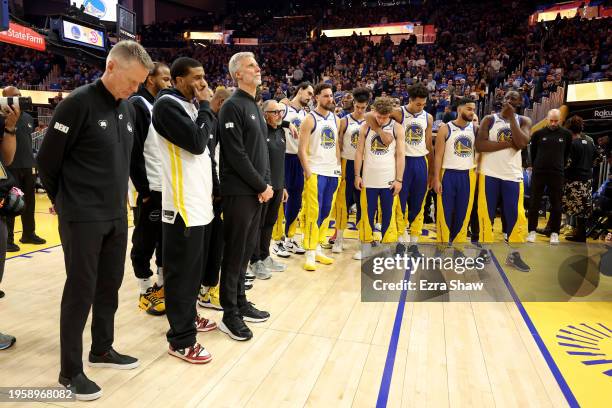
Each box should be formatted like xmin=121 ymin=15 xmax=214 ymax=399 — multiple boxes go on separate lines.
xmin=2 ymin=86 xmax=46 ymax=252
xmin=37 ymin=41 xmax=153 ymax=401
xmin=218 ymin=52 xmax=272 ymax=341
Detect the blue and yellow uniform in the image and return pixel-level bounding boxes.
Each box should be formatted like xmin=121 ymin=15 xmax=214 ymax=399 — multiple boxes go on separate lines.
xmin=359 ymin=121 xmax=401 ymax=243
xmin=301 ymin=111 xmax=341 ymax=250
xmin=334 ymin=114 xmax=363 ymax=231
xmin=478 ymin=113 xmax=527 ymax=243
xmin=398 ymin=107 xmax=430 ymax=239
xmin=436 ymin=121 xmax=477 ymax=244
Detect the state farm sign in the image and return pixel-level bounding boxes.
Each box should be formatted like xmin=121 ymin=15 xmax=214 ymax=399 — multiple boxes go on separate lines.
xmin=0 ymin=22 xmax=46 ymax=51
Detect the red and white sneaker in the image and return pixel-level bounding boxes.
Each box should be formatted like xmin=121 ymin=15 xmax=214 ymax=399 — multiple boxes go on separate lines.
xmin=168 ymin=342 xmax=212 ymax=364
xmin=195 ymin=315 xmax=217 ymax=332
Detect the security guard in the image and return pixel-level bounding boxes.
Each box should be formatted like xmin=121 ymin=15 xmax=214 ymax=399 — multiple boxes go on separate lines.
xmin=37 ymin=41 xmax=153 ymax=401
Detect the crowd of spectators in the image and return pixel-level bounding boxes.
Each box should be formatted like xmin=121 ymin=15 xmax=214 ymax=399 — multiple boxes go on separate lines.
xmin=1 ymin=0 xmax=609 ymax=120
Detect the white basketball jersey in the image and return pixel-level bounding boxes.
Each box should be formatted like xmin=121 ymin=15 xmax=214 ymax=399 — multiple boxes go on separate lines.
xmin=442 ymin=121 xmax=476 ymax=170
xmin=131 ymin=95 xmax=162 ymax=192
xmin=154 ymin=94 xmax=214 ymax=227
xmin=341 ymin=114 xmax=364 ymax=160
xmin=308 ymin=111 xmax=341 ymax=178
xmin=283 ymin=103 xmax=307 ymax=154
xmin=480 ymin=113 xmax=524 ymax=181
xmin=363 ymin=120 xmax=397 ymax=188
xmin=401 ymin=107 xmax=429 ymax=157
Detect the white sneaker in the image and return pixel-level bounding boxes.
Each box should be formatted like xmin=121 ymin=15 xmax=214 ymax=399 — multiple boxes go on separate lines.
xmin=263 ymin=256 xmax=286 ymax=272
xmin=374 ymin=223 xmax=382 ymax=232
xmin=245 ymin=264 xmax=255 ymax=280
xmin=550 ymin=233 xmax=559 ymax=245
xmin=332 ymin=238 xmax=343 ymax=253
xmin=352 ymin=250 xmax=362 ymax=260
xmin=285 ymin=239 xmax=306 ymax=254
xmin=527 ymin=231 xmax=536 ymax=243
xmin=503 ymin=233 xmax=508 ymax=241
xmin=272 ymin=241 xmax=291 ymax=258
xmin=252 ymin=261 xmax=272 ymax=280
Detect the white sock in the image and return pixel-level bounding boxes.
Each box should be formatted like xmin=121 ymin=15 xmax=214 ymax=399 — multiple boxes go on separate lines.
xmin=402 ymin=231 xmax=410 ymax=242
xmin=156 ymin=267 xmax=164 ymax=287
xmin=337 ymin=229 xmax=344 ymax=240
xmin=202 ymin=285 xmax=210 ymax=295
xmin=139 ymin=278 xmax=153 ymax=294
xmin=306 ymin=250 xmax=315 ymax=263
xmin=411 ymin=235 xmax=419 ymax=243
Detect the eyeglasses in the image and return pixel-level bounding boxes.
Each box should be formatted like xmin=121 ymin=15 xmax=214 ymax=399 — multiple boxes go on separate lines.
xmin=265 ymin=110 xmax=283 ymax=115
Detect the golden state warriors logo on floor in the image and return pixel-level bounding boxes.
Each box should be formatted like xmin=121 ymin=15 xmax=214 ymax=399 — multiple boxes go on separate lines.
xmin=454 ymin=136 xmax=473 ymax=158
xmin=497 ymin=127 xmax=513 ymax=142
xmin=350 ymin=130 xmax=359 ymax=149
xmin=371 ymin=134 xmax=388 ymax=155
xmin=557 ymin=323 xmax=612 ymax=377
xmin=405 ymin=124 xmax=423 ymax=145
xmin=321 ymin=127 xmax=336 ymax=149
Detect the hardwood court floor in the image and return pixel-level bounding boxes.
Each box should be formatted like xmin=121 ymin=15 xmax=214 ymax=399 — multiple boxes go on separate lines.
xmin=0 ymin=225 xmax=568 ymax=408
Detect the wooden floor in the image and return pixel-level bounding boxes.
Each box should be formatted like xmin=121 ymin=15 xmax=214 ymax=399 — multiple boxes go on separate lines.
xmin=0 ymin=225 xmax=570 ymax=408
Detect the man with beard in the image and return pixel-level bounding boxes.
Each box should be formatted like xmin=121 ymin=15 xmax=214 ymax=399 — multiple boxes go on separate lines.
xmin=432 ymin=97 xmax=478 ymax=245
xmin=338 ymin=91 xmax=354 ymax=118
xmin=271 ymin=82 xmax=314 ymax=258
xmin=128 ymin=62 xmax=171 ymax=316
xmin=152 ymin=57 xmax=217 ymax=363
xmin=218 ymin=52 xmax=272 ymax=341
xmin=476 ymin=90 xmax=532 ymax=271
xmin=332 ymin=87 xmax=370 ymax=255
xmin=526 ymin=109 xmax=572 ymax=245
xmin=297 ymin=83 xmax=342 ymax=271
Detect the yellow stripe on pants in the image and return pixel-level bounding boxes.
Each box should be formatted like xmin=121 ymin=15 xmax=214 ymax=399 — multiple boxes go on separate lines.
xmin=508 ymin=181 xmax=527 ymax=243
xmin=301 ymin=174 xmax=339 ymax=250
xmin=272 ymin=202 xmax=285 ymax=241
xmin=333 ymin=159 xmax=348 ymax=231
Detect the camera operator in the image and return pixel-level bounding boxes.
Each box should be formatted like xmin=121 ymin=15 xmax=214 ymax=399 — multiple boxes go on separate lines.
xmin=0 ymin=103 xmax=19 ymax=350
xmin=2 ymin=87 xmax=46 ymax=252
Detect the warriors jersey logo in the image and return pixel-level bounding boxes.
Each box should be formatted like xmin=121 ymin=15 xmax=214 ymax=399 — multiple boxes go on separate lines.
xmin=453 ymin=136 xmax=473 ymax=158
xmin=320 ymin=127 xmax=336 ymax=149
xmin=370 ymin=135 xmax=389 ymax=155
xmin=497 ymin=127 xmax=513 ymax=142
xmin=350 ymin=130 xmax=360 ymax=149
xmin=291 ymin=117 xmax=302 ymax=128
xmin=405 ymin=124 xmax=424 ymax=145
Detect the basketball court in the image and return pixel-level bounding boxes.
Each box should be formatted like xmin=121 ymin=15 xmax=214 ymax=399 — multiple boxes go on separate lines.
xmin=1 ymin=194 xmax=610 ymax=407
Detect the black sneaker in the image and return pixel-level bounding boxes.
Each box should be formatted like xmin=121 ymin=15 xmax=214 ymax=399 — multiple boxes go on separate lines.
xmin=245 ymin=280 xmax=253 ymax=290
xmin=20 ymin=234 xmax=46 ymax=245
xmin=395 ymin=242 xmax=407 ymax=255
xmin=6 ymin=243 xmax=19 ymax=252
xmin=219 ymin=314 xmax=253 ymax=341
xmin=476 ymin=249 xmax=491 ymax=264
xmin=0 ymin=289 xmax=4 ymax=298
xmin=408 ymin=244 xmax=424 ymax=259
xmin=59 ymin=372 xmax=102 ymax=401
xmin=88 ymin=348 xmax=140 ymax=369
xmin=506 ymin=251 xmax=530 ymax=272
xmin=240 ymin=302 xmax=270 ymax=323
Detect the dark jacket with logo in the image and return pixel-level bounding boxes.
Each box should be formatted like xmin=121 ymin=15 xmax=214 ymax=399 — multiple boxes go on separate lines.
xmin=218 ymin=88 xmax=271 ymax=195
xmin=37 ymin=79 xmax=135 ymax=222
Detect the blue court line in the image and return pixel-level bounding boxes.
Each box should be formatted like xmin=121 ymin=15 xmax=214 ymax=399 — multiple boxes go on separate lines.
xmin=489 ymin=250 xmax=580 ymax=408
xmin=6 ymin=244 xmax=62 ymax=260
xmin=376 ymin=263 xmax=412 ymax=408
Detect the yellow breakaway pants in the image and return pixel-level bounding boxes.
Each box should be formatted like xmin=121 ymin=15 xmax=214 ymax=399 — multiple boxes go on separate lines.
xmin=301 ymin=174 xmax=340 ymax=250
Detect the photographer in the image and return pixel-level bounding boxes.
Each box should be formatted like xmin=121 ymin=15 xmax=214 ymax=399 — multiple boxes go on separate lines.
xmin=0 ymin=104 xmax=19 ymax=350
xmin=2 ymin=87 xmax=46 ymax=252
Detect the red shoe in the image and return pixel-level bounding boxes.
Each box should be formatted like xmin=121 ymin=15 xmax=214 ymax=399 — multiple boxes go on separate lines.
xmin=196 ymin=315 xmax=217 ymax=332
xmin=168 ymin=343 xmax=212 ymax=364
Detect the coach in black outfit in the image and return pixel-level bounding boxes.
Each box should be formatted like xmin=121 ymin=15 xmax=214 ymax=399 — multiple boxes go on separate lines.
xmin=37 ymin=41 xmax=153 ymax=401
xmin=2 ymin=86 xmax=46 ymax=252
xmin=527 ymin=108 xmax=572 ymax=243
xmin=218 ymin=52 xmax=272 ymax=341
